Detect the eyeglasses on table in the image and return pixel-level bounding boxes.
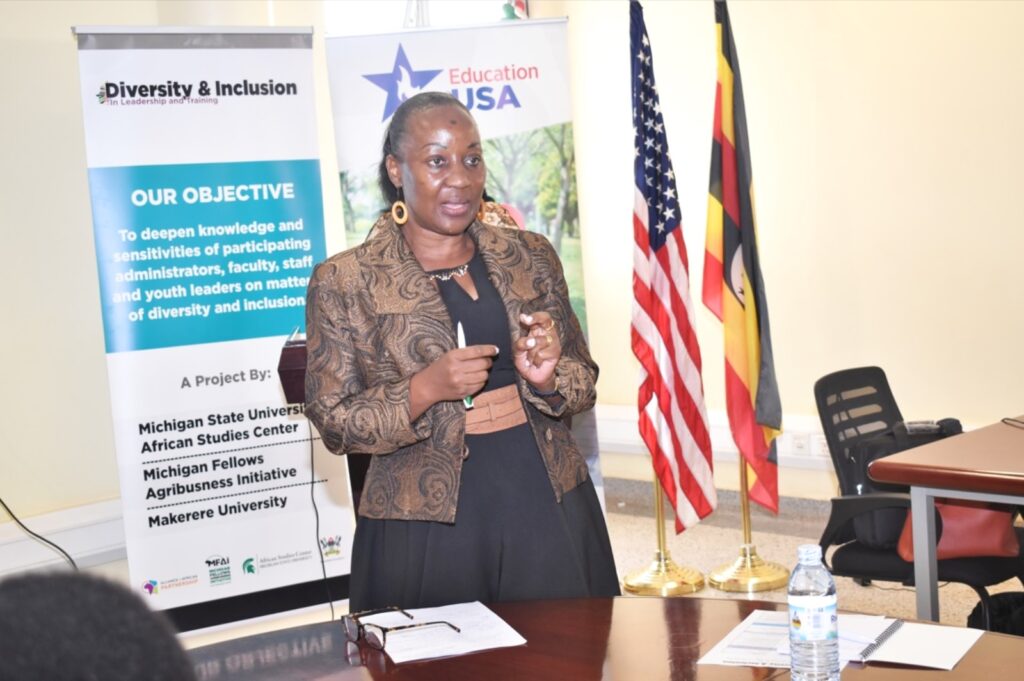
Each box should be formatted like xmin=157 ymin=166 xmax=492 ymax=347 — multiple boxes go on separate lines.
xmin=342 ymin=606 xmax=461 ymax=651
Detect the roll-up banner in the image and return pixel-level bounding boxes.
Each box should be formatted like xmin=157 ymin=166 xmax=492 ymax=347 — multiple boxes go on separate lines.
xmin=323 ymin=18 xmax=607 ymax=502
xmin=74 ymin=27 xmax=353 ymax=622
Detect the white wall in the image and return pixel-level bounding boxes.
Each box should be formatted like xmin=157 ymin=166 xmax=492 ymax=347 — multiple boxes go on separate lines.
xmin=0 ymin=0 xmax=342 ymax=518
xmin=546 ymin=0 xmax=1024 ymax=427
xmin=1 ymin=1 xmax=158 ymax=516
xmin=2 ymin=0 xmax=1022 ymax=520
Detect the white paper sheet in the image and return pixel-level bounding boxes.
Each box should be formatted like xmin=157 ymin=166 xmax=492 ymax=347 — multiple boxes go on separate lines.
xmin=698 ymin=610 xmax=960 ymax=670
xmin=358 ymin=601 xmax=526 ymax=664
xmin=777 ymin=614 xmax=898 ymax=667
xmin=862 ymin=621 xmax=983 ymax=669
xmin=698 ymin=610 xmax=791 ymax=668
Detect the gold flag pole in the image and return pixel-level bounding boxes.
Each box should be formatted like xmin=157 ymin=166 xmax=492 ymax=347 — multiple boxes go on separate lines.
xmin=622 ymin=474 xmax=704 ymax=596
xmin=708 ymin=460 xmax=788 ymax=591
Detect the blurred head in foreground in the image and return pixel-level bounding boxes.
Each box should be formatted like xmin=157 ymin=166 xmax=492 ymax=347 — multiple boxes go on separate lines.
xmin=0 ymin=571 xmax=196 ymax=681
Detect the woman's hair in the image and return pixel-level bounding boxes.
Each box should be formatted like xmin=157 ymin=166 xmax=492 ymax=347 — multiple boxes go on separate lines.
xmin=377 ymin=91 xmax=473 ymax=205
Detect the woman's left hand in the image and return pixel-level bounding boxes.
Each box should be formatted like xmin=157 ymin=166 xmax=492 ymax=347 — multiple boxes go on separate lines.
xmin=513 ymin=312 xmax=560 ymax=393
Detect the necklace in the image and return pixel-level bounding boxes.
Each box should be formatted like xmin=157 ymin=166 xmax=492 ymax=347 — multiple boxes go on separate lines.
xmin=427 ymin=263 xmax=470 ymax=281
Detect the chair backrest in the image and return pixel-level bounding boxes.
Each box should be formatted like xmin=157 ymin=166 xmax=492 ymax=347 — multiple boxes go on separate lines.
xmin=814 ymin=366 xmax=904 ymax=495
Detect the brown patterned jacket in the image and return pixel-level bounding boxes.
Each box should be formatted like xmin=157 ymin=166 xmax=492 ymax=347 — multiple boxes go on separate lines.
xmin=304 ymin=212 xmax=598 ymax=523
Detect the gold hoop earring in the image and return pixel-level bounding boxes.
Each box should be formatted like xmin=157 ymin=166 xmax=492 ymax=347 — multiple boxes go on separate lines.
xmin=391 ymin=200 xmax=408 ymax=225
xmin=476 ymin=202 xmax=486 ymax=222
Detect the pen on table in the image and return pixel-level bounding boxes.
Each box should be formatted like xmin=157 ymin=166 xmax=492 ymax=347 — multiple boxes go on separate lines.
xmin=457 ymin=321 xmax=474 ymax=409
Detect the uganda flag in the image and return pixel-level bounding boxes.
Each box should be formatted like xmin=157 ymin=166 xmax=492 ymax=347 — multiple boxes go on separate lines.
xmin=702 ymin=0 xmax=782 ymax=513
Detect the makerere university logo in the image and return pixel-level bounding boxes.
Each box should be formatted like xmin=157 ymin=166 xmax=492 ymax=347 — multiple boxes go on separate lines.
xmin=320 ymin=535 xmax=343 ymax=558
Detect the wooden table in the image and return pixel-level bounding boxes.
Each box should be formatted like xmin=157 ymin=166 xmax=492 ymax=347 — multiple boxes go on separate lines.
xmin=188 ymin=596 xmax=1024 ymax=679
xmin=869 ymin=418 xmax=1024 ymax=621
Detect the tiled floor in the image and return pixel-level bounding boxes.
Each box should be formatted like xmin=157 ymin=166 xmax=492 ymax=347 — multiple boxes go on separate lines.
xmin=603 ymin=479 xmax=1019 ymax=629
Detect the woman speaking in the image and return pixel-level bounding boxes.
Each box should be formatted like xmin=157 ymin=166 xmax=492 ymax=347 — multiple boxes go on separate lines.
xmin=305 ymin=91 xmax=618 ymax=610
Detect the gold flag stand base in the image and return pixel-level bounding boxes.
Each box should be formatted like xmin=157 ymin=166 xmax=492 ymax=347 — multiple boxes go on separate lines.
xmin=708 ymin=543 xmax=789 ymax=592
xmin=623 ymin=550 xmax=705 ymax=596
xmin=622 ymin=476 xmax=704 ymax=597
xmin=708 ymin=459 xmax=790 ymax=593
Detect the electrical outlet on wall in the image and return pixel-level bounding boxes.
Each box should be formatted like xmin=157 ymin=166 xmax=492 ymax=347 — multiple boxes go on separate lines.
xmin=811 ymin=434 xmax=829 ymax=459
xmin=791 ymin=433 xmax=811 ymax=456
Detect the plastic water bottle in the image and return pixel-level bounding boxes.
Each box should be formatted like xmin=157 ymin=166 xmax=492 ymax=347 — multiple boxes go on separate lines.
xmin=788 ymin=543 xmax=840 ymax=681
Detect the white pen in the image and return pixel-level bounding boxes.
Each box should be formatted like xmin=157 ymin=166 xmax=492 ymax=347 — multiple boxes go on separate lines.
xmin=457 ymin=321 xmax=474 ymax=409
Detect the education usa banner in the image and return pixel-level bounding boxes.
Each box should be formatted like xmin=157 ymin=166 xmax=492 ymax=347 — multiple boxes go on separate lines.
xmin=75 ymin=27 xmax=353 ymax=612
xmin=323 ymin=18 xmax=607 ymax=500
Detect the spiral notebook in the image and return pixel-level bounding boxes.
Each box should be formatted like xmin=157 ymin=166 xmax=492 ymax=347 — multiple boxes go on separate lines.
xmin=854 ymin=620 xmax=983 ymax=669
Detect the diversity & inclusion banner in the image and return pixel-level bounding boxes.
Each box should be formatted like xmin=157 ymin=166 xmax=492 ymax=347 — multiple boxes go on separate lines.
xmin=75 ymin=27 xmax=354 ymax=612
xmin=323 ymin=18 xmax=606 ymax=501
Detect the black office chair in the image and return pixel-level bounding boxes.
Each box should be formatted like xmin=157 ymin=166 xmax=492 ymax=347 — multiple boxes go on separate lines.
xmin=814 ymin=366 xmax=1024 ymax=630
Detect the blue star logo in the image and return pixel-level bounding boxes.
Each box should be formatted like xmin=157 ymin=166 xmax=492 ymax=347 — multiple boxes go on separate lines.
xmin=363 ymin=44 xmax=444 ymax=121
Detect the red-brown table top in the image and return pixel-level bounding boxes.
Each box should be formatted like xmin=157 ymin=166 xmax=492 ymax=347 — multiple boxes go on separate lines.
xmin=188 ymin=596 xmax=1024 ymax=680
xmin=869 ymin=418 xmax=1024 ymax=496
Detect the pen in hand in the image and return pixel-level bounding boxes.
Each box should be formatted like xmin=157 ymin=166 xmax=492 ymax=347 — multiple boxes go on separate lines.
xmin=457 ymin=322 xmax=474 ymax=410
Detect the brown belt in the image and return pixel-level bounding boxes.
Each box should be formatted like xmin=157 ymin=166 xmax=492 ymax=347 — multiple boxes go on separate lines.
xmin=464 ymin=384 xmax=527 ymax=435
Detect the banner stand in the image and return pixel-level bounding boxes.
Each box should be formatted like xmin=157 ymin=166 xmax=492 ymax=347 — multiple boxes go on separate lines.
xmin=75 ymin=26 xmax=355 ymax=630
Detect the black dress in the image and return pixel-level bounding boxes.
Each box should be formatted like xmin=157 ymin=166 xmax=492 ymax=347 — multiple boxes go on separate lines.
xmin=348 ymin=251 xmax=620 ymax=610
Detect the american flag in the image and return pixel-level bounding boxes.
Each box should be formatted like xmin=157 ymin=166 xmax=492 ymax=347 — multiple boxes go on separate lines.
xmin=629 ymin=0 xmax=716 ymax=533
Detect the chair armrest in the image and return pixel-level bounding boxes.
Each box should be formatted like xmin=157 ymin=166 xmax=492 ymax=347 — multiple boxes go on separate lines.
xmin=819 ymin=493 xmax=910 ymax=567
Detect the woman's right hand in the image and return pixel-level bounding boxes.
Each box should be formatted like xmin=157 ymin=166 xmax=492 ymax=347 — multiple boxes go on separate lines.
xmin=408 ymin=345 xmax=499 ymax=420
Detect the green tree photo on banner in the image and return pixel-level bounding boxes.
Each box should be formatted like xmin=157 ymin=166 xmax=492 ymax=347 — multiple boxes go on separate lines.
xmin=340 ymin=122 xmax=587 ymax=333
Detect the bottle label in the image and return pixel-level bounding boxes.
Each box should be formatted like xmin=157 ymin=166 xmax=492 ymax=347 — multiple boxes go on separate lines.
xmin=789 ymin=595 xmax=838 ymax=642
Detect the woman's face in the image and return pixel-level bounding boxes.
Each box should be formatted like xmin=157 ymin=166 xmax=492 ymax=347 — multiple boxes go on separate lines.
xmin=387 ymin=104 xmax=486 ymax=237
